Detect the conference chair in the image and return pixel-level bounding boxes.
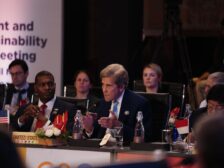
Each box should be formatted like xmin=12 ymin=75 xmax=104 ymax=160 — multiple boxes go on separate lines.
xmin=135 ymin=92 xmax=172 ymax=142
xmin=57 ymin=96 xmax=88 ymax=115
xmin=133 ymin=80 xmax=185 ymax=116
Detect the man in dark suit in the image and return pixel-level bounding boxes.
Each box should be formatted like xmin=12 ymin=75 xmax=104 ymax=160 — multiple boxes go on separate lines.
xmin=12 ymin=71 xmax=76 ymax=134
xmin=190 ymin=84 xmax=224 ymax=129
xmin=188 ymin=84 xmax=224 ymax=143
xmin=5 ymin=59 xmax=34 ymax=109
xmin=3 ymin=59 xmax=35 ymax=129
xmin=83 ymin=64 xmax=151 ymax=146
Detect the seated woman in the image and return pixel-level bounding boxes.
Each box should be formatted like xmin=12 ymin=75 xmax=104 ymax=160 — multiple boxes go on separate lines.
xmin=142 ymin=63 xmax=163 ymax=93
xmin=73 ymin=70 xmax=100 ymax=112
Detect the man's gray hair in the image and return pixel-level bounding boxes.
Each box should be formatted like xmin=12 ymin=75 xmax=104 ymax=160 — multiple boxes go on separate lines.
xmin=100 ymin=63 xmax=129 ymax=87
xmin=208 ymin=72 xmax=224 ymax=84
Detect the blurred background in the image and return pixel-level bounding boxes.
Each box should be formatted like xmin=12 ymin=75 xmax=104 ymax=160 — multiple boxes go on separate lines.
xmin=63 ymin=0 xmax=224 ymax=88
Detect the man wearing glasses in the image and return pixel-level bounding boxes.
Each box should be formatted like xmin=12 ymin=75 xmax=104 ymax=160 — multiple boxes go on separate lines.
xmin=198 ymin=72 xmax=224 ymax=108
xmin=4 ymin=59 xmax=34 ymax=126
xmin=190 ymin=84 xmax=224 ymax=132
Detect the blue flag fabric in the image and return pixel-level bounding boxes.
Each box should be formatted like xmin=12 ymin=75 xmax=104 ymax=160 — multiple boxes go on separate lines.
xmin=0 ymin=110 xmax=9 ymax=124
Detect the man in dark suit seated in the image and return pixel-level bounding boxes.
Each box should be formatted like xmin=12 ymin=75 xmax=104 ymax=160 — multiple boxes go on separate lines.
xmin=188 ymin=84 xmax=224 ymax=142
xmin=4 ymin=59 xmax=34 ymax=129
xmin=82 ymin=64 xmax=151 ymax=146
xmin=190 ymin=84 xmax=224 ymax=129
xmin=12 ymin=71 xmax=76 ymax=134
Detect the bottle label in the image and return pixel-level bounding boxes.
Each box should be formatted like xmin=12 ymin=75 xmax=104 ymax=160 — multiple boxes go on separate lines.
xmin=73 ymin=133 xmax=82 ymax=140
xmin=134 ymin=136 xmax=144 ymax=143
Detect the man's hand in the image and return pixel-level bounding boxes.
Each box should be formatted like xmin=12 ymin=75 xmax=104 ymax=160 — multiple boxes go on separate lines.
xmin=98 ymin=110 xmax=122 ymax=129
xmin=19 ymin=104 xmax=39 ymax=124
xmin=19 ymin=104 xmax=48 ymax=124
xmin=36 ymin=111 xmax=48 ymax=124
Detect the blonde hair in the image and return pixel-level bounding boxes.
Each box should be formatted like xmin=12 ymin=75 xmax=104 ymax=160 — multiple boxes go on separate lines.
xmin=143 ymin=63 xmax=163 ymax=82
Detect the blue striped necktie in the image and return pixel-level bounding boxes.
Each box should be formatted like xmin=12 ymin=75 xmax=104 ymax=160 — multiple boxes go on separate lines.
xmin=113 ymin=101 xmax=119 ymax=116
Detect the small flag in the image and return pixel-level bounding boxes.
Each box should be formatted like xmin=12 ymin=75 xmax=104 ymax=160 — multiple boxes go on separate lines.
xmin=53 ymin=111 xmax=68 ymax=132
xmin=0 ymin=110 xmax=9 ymax=124
xmin=175 ymin=119 xmax=189 ymax=134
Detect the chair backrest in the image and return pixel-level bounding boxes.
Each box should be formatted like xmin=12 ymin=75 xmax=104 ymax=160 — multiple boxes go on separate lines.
xmin=133 ymin=80 xmax=145 ymax=92
xmin=161 ymin=81 xmax=185 ymax=117
xmin=135 ymin=92 xmax=172 ymax=142
xmin=133 ymin=80 xmax=185 ymax=115
xmin=57 ymin=96 xmax=88 ymax=115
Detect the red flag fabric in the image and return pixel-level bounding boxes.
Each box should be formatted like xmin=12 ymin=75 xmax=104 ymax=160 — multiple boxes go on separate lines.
xmin=53 ymin=111 xmax=68 ymax=132
xmin=175 ymin=119 xmax=189 ymax=134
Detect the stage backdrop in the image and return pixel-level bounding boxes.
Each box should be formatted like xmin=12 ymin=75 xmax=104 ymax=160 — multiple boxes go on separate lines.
xmin=0 ymin=0 xmax=63 ymax=95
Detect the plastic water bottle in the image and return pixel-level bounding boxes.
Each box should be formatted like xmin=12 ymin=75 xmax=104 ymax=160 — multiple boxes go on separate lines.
xmin=184 ymin=104 xmax=192 ymax=118
xmin=133 ymin=111 xmax=145 ymax=143
xmin=73 ymin=110 xmax=83 ymax=140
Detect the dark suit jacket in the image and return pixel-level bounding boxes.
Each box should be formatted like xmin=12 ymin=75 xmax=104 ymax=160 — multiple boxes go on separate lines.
xmin=90 ymin=89 xmax=151 ymax=146
xmin=0 ymin=83 xmax=34 ymax=110
xmin=189 ymin=107 xmax=207 ymax=130
xmin=3 ymin=83 xmax=35 ymax=128
xmin=12 ymin=97 xmax=76 ymax=135
xmin=5 ymin=83 xmax=35 ymax=105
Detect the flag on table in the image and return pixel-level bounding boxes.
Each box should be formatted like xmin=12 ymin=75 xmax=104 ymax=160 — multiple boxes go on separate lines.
xmin=0 ymin=109 xmax=9 ymax=124
xmin=175 ymin=119 xmax=189 ymax=134
xmin=53 ymin=111 xmax=68 ymax=132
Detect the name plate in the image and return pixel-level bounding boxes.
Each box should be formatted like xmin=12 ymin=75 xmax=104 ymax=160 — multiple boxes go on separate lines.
xmin=12 ymin=132 xmax=43 ymax=145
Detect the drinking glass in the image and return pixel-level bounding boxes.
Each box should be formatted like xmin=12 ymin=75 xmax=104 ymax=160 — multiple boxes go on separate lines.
xmin=113 ymin=125 xmax=123 ymax=149
xmin=162 ymin=129 xmax=172 ymax=144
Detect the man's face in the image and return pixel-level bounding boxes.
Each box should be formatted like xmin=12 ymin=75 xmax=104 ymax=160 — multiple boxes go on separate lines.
xmin=101 ymin=77 xmax=124 ymax=102
xmin=9 ymin=65 xmax=28 ymax=88
xmin=207 ymin=100 xmax=224 ymax=114
xmin=35 ymin=75 xmax=56 ymax=103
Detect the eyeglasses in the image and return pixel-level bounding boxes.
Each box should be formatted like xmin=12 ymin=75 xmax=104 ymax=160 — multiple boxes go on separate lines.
xmin=207 ymin=103 xmax=224 ymax=112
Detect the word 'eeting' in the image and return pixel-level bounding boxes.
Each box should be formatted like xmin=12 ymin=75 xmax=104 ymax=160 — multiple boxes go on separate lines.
xmin=0 ymin=50 xmax=36 ymax=63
